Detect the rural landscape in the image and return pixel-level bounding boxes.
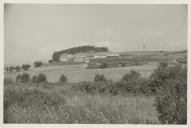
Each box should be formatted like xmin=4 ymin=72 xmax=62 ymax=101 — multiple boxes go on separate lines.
xmin=4 ymin=4 xmax=187 ymax=124
xmin=4 ymin=46 xmax=187 ymax=124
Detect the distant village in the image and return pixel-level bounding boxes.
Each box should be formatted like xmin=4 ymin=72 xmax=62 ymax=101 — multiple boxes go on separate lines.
xmin=60 ymin=52 xmax=120 ymax=63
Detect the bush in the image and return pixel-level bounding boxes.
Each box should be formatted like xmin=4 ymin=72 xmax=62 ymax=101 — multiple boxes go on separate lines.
xmin=21 ymin=73 xmax=31 ymax=83
xmin=94 ymin=74 xmax=107 ymax=82
xmin=16 ymin=74 xmax=22 ymax=83
xmin=108 ymin=70 xmax=151 ymax=95
xmin=16 ymin=73 xmax=30 ymax=83
xmin=22 ymin=64 xmax=31 ymax=71
xmin=77 ymin=81 xmax=111 ymax=94
xmin=37 ymin=73 xmax=47 ymax=83
xmin=34 ymin=61 xmax=43 ymax=68
xmin=32 ymin=73 xmax=47 ymax=83
xmin=151 ymin=63 xmax=187 ymax=124
xmin=149 ymin=63 xmax=181 ymax=93
xmin=15 ymin=66 xmax=21 ymax=71
xmin=122 ymin=70 xmax=141 ymax=81
xmin=48 ymin=60 xmax=53 ymax=64
xmin=9 ymin=66 xmax=15 ymax=72
xmin=32 ymin=75 xmax=39 ymax=83
xmin=59 ymin=74 xmax=67 ymax=83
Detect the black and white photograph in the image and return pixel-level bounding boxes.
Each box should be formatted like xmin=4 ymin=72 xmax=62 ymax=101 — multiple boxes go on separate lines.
xmin=1 ymin=1 xmax=189 ymax=126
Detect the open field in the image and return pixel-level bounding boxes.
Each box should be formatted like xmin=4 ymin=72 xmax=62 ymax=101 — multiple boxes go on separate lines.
xmin=4 ymin=83 xmax=159 ymax=124
xmin=4 ymin=62 xmax=158 ymax=83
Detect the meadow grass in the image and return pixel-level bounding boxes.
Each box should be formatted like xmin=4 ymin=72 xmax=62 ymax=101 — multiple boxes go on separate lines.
xmin=4 ymin=83 xmax=159 ymax=124
xmin=4 ymin=63 xmax=157 ymax=83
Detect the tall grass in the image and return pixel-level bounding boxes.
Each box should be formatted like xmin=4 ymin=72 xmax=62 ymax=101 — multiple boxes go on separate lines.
xmin=4 ymin=83 xmax=159 ymax=124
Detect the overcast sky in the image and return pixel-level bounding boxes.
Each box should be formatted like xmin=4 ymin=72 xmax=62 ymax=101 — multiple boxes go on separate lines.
xmin=4 ymin=4 xmax=187 ymax=65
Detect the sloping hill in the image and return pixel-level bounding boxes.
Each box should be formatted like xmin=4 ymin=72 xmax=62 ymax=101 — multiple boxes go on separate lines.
xmin=52 ymin=45 xmax=108 ymax=61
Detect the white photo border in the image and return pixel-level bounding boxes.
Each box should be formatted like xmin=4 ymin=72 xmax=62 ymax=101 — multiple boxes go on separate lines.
xmin=0 ymin=0 xmax=190 ymax=128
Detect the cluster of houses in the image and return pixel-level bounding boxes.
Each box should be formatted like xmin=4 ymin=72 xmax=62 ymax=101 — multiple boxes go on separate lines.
xmin=60 ymin=52 xmax=120 ymax=63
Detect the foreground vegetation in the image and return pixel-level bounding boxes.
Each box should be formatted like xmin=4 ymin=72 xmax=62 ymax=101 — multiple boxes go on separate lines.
xmin=4 ymin=62 xmax=187 ymax=124
xmin=4 ymin=83 xmax=158 ymax=123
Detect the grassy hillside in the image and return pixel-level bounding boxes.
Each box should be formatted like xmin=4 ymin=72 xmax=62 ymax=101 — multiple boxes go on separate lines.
xmin=4 ymin=63 xmax=158 ymax=83
xmin=87 ymin=51 xmax=187 ymax=69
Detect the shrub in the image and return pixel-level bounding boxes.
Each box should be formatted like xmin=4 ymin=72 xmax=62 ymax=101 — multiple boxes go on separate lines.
xmin=34 ymin=61 xmax=43 ymax=68
xmin=16 ymin=73 xmax=30 ymax=83
xmin=94 ymin=74 xmax=107 ymax=82
xmin=149 ymin=63 xmax=181 ymax=93
xmin=109 ymin=70 xmax=151 ymax=95
xmin=78 ymin=81 xmax=110 ymax=94
xmin=16 ymin=74 xmax=22 ymax=83
xmin=9 ymin=66 xmax=15 ymax=72
xmin=37 ymin=73 xmax=47 ymax=83
xmin=151 ymin=63 xmax=187 ymax=124
xmin=122 ymin=70 xmax=141 ymax=81
xmin=32 ymin=73 xmax=47 ymax=83
xmin=48 ymin=60 xmax=53 ymax=64
xmin=32 ymin=75 xmax=39 ymax=83
xmin=59 ymin=74 xmax=67 ymax=83
xmin=15 ymin=66 xmax=21 ymax=71
xmin=22 ymin=64 xmax=31 ymax=71
xmin=21 ymin=73 xmax=30 ymax=83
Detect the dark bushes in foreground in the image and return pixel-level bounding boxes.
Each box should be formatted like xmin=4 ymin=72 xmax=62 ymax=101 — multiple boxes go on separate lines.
xmin=32 ymin=73 xmax=47 ymax=83
xmin=16 ymin=73 xmax=30 ymax=83
xmin=73 ymin=70 xmax=150 ymax=95
xmin=150 ymin=63 xmax=187 ymax=124
xmin=72 ymin=81 xmax=113 ymax=94
xmin=15 ymin=73 xmax=47 ymax=84
xmin=71 ymin=64 xmax=187 ymax=124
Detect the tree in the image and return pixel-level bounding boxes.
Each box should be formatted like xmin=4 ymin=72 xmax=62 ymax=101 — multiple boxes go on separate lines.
xmin=16 ymin=73 xmax=30 ymax=83
xmin=52 ymin=52 xmax=60 ymax=62
xmin=122 ymin=70 xmax=141 ymax=81
xmin=22 ymin=64 xmax=31 ymax=71
xmin=48 ymin=60 xmax=53 ymax=64
xmin=16 ymin=74 xmax=22 ymax=83
xmin=32 ymin=73 xmax=47 ymax=83
xmin=37 ymin=73 xmax=47 ymax=83
xmin=34 ymin=61 xmax=43 ymax=68
xmin=59 ymin=74 xmax=68 ymax=83
xmin=15 ymin=66 xmax=21 ymax=71
xmin=21 ymin=73 xmax=30 ymax=83
xmin=32 ymin=75 xmax=39 ymax=83
xmin=9 ymin=66 xmax=15 ymax=72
